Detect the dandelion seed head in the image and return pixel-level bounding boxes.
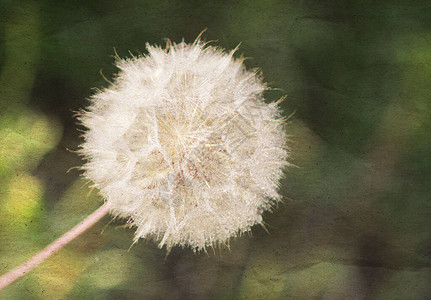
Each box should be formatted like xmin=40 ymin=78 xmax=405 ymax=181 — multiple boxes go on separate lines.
xmin=78 ymin=37 xmax=288 ymax=251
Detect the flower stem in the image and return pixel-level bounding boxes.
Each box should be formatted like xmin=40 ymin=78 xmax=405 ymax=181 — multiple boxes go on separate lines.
xmin=0 ymin=203 xmax=111 ymax=291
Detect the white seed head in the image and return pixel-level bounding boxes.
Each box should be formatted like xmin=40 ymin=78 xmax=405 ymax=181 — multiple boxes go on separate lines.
xmin=78 ymin=38 xmax=288 ymax=251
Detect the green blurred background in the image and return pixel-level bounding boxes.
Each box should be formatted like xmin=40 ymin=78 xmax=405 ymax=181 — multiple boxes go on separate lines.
xmin=1 ymin=0 xmax=430 ymax=299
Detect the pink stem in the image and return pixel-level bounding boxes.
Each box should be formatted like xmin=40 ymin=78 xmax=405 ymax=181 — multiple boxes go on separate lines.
xmin=0 ymin=203 xmax=111 ymax=291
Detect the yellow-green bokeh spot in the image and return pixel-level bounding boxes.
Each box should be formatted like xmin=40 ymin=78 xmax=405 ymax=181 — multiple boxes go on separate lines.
xmin=32 ymin=249 xmax=88 ymax=300
xmin=0 ymin=110 xmax=62 ymax=175
xmin=240 ymin=258 xmax=356 ymax=299
xmin=86 ymin=249 xmax=141 ymax=289
xmin=0 ymin=172 xmax=45 ymax=235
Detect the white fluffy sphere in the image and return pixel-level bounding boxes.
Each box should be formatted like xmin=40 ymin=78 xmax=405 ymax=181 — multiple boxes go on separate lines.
xmin=78 ymin=38 xmax=288 ymax=251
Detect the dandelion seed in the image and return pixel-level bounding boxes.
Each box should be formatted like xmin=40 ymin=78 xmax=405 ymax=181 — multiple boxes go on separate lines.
xmin=78 ymin=37 xmax=289 ymax=251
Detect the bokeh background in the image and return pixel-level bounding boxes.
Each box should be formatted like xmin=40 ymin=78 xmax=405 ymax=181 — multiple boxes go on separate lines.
xmin=1 ymin=1 xmax=431 ymax=299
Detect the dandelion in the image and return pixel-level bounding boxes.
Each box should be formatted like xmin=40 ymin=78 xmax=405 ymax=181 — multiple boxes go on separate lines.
xmin=78 ymin=37 xmax=289 ymax=251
